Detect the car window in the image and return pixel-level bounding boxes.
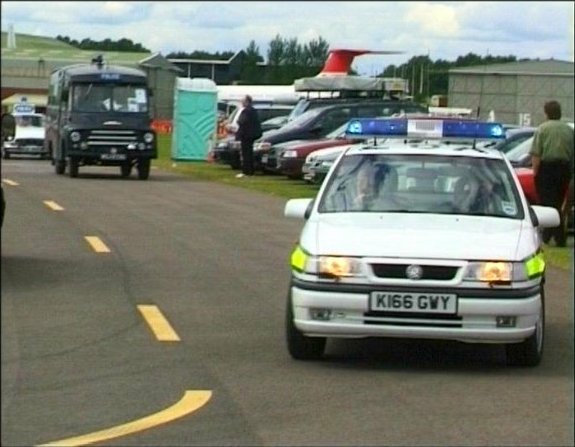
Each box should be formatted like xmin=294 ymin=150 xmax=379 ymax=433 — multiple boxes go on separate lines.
xmin=317 ymin=108 xmax=353 ymax=135
xmin=319 ymin=153 xmax=523 ymax=219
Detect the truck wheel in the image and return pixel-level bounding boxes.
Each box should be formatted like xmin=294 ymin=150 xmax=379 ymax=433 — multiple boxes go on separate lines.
xmin=506 ymin=287 xmax=545 ymax=367
xmin=120 ymin=162 xmax=132 ymax=178
xmin=55 ymin=159 xmax=66 ymax=175
xmin=137 ymin=159 xmax=151 ymax=180
xmin=286 ymin=289 xmax=326 ymax=360
xmin=68 ymin=157 xmax=79 ymax=178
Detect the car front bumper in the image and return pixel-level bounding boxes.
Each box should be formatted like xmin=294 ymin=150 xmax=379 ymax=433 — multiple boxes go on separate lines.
xmin=291 ymin=280 xmax=541 ymax=344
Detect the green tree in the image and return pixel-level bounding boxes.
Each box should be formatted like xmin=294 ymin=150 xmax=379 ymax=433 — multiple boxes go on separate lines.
xmin=241 ymin=40 xmax=264 ymax=84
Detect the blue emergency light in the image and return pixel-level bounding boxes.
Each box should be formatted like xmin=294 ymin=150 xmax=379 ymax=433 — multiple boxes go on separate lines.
xmin=345 ymin=118 xmax=505 ymax=140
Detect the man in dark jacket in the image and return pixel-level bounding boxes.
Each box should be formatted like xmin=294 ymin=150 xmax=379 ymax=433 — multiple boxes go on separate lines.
xmin=235 ymin=95 xmax=262 ymax=177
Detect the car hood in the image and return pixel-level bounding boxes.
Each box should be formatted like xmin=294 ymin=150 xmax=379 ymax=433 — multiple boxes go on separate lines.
xmin=15 ymin=126 xmax=44 ymax=139
xmin=301 ymin=213 xmax=527 ymax=260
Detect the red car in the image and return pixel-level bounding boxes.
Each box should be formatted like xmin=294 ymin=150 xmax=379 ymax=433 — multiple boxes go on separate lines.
xmin=272 ymin=123 xmax=364 ymax=179
xmin=515 ymin=166 xmax=573 ymax=232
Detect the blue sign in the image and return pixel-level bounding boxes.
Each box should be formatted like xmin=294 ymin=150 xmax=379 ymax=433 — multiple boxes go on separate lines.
xmin=13 ymin=103 xmax=35 ymax=114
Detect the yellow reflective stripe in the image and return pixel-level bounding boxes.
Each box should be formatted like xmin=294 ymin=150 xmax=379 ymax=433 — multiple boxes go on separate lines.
xmin=525 ymin=252 xmax=545 ymax=278
xmin=290 ymin=245 xmax=307 ymax=272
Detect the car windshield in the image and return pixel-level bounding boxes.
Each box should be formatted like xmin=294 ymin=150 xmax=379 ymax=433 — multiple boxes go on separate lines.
xmin=279 ymin=107 xmax=324 ymax=130
xmin=505 ymin=137 xmax=533 ymax=163
xmin=318 ymin=153 xmax=523 ymax=219
xmin=72 ymin=83 xmax=149 ymax=113
xmin=325 ymin=122 xmax=351 ymax=139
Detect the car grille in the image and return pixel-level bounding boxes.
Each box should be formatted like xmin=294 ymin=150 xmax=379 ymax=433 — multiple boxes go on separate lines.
xmin=371 ymin=264 xmax=458 ymax=280
xmin=16 ymin=138 xmax=43 ymax=146
xmin=87 ymin=130 xmax=138 ymax=148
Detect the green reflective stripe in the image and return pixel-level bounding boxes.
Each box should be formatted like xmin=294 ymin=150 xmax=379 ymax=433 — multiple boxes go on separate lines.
xmin=290 ymin=245 xmax=307 ymax=272
xmin=525 ymin=252 xmax=545 ymax=278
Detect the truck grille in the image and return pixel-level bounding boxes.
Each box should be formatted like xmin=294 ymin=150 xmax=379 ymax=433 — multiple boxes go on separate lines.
xmin=87 ymin=130 xmax=138 ymax=148
xmin=371 ymin=264 xmax=458 ymax=280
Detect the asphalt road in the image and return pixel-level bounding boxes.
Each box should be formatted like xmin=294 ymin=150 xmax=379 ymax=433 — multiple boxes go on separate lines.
xmin=1 ymin=158 xmax=573 ymax=447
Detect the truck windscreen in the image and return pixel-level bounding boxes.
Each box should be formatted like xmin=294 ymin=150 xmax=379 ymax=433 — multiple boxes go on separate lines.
xmin=72 ymin=83 xmax=148 ymax=113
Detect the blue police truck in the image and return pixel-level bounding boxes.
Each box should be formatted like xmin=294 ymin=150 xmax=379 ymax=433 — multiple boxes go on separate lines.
xmin=46 ymin=56 xmax=157 ymax=179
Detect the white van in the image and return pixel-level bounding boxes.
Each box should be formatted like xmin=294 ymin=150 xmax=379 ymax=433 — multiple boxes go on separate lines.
xmin=2 ymin=113 xmax=48 ymax=159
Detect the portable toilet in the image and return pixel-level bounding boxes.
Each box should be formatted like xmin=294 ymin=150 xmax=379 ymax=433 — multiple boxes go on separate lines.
xmin=171 ymin=78 xmax=218 ymax=161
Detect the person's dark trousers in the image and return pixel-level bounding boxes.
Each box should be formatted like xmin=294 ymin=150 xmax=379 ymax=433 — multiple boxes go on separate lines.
xmin=240 ymin=139 xmax=255 ymax=175
xmin=535 ymin=160 xmax=572 ymax=246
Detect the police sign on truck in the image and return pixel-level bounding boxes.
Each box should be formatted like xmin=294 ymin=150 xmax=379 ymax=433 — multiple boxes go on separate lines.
xmin=46 ymin=56 xmax=157 ymax=179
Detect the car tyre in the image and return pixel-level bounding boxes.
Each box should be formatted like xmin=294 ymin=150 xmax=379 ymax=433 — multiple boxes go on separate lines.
xmin=506 ymin=286 xmax=545 ymax=367
xmin=137 ymin=158 xmax=151 ymax=180
xmin=286 ymin=289 xmax=326 ymax=360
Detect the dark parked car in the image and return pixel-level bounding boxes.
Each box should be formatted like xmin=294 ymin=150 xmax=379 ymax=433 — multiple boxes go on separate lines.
xmin=256 ymin=100 xmax=428 ymax=173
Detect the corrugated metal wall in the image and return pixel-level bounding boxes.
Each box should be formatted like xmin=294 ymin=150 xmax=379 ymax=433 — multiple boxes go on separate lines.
xmin=449 ymin=72 xmax=574 ymax=126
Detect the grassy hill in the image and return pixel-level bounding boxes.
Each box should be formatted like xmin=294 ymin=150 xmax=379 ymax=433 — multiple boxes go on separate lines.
xmin=1 ymin=32 xmax=151 ymax=63
xmin=1 ymin=32 xmax=75 ymax=50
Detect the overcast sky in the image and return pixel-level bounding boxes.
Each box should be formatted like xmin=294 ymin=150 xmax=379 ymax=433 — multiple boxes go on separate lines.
xmin=1 ymin=1 xmax=573 ymax=75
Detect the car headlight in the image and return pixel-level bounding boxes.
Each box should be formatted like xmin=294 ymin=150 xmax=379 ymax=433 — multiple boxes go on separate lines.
xmin=463 ymin=253 xmax=545 ymax=283
xmin=282 ymin=150 xmax=298 ymax=158
xmin=70 ymin=131 xmax=81 ymax=142
xmin=216 ymin=142 xmax=228 ymax=149
xmin=255 ymin=141 xmax=271 ymax=152
xmin=290 ymin=245 xmax=363 ymax=278
xmin=144 ymin=132 xmax=154 ymax=143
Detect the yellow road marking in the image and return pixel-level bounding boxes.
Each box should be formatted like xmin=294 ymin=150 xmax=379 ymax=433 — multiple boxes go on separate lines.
xmin=84 ymin=236 xmax=111 ymax=253
xmin=137 ymin=305 xmax=181 ymax=341
xmin=37 ymin=390 xmax=212 ymax=446
xmin=44 ymin=200 xmax=64 ymax=211
xmin=2 ymin=179 xmax=19 ymax=186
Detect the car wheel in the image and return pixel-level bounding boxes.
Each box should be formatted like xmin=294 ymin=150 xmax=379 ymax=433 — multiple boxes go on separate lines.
xmin=506 ymin=286 xmax=545 ymax=367
xmin=68 ymin=157 xmax=79 ymax=178
xmin=137 ymin=158 xmax=151 ymax=180
xmin=120 ymin=162 xmax=132 ymax=178
xmin=286 ymin=288 xmax=326 ymax=360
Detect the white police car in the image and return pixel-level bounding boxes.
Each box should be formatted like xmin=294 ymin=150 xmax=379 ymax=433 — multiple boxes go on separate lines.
xmin=284 ymin=117 xmax=560 ymax=366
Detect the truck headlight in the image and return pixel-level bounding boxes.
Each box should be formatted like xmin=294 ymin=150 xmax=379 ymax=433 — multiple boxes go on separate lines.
xmin=70 ymin=131 xmax=81 ymax=142
xmin=144 ymin=132 xmax=154 ymax=143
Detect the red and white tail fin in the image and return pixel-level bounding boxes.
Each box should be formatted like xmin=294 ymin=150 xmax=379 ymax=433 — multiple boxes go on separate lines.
xmin=317 ymin=49 xmax=404 ymax=77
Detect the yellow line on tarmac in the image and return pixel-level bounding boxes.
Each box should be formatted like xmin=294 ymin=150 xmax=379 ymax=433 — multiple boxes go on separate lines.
xmin=37 ymin=390 xmax=212 ymax=446
xmin=84 ymin=236 xmax=111 ymax=253
xmin=44 ymin=201 xmax=64 ymax=211
xmin=2 ymin=179 xmax=19 ymax=186
xmin=137 ymin=305 xmax=181 ymax=341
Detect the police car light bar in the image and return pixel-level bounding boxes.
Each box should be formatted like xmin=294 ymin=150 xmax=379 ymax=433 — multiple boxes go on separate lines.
xmin=344 ymin=118 xmax=505 ymax=140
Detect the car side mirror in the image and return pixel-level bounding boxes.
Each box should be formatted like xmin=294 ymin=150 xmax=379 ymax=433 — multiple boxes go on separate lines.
xmin=1 ymin=113 xmax=16 ymax=141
